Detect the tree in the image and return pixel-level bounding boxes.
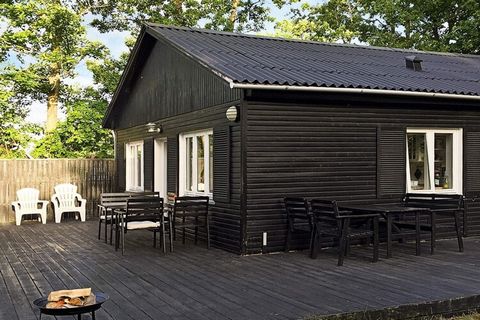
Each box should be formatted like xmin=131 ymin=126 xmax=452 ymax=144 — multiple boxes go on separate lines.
xmin=358 ymin=0 xmax=480 ymax=53
xmin=0 ymin=77 xmax=41 ymax=158
xmin=274 ymin=0 xmax=361 ymax=43
xmin=0 ymin=0 xmax=106 ymax=132
xmin=275 ymin=0 xmax=480 ymax=54
xmin=32 ymin=87 xmax=114 ymax=158
xmin=90 ymin=0 xmax=285 ymax=33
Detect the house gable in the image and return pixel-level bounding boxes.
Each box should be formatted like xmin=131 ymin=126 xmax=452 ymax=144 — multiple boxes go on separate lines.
xmin=104 ymin=29 xmax=242 ymax=130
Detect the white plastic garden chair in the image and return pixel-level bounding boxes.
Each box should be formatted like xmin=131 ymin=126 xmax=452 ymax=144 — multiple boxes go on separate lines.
xmin=11 ymin=188 xmax=48 ymax=226
xmin=51 ymin=183 xmax=86 ymax=223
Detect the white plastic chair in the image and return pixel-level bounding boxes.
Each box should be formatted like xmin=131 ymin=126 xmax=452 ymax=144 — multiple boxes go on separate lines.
xmin=11 ymin=188 xmax=48 ymax=226
xmin=51 ymin=183 xmax=87 ymax=223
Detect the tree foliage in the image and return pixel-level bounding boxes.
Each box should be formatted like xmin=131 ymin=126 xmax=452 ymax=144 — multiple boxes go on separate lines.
xmin=0 ymin=77 xmax=41 ymax=158
xmin=275 ymin=0 xmax=480 ymax=53
xmin=32 ymin=87 xmax=114 ymax=158
xmin=0 ymin=0 xmax=106 ymax=131
xmin=90 ymin=0 xmax=285 ymax=33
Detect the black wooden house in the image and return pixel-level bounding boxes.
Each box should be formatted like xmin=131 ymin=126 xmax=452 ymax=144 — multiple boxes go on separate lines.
xmin=103 ymin=24 xmax=480 ymax=254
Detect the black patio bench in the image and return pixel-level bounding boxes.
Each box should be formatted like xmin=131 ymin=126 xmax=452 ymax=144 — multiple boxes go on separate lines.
xmin=398 ymin=193 xmax=464 ymax=253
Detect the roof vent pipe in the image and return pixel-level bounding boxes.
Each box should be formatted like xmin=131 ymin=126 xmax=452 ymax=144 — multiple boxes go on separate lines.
xmin=405 ymin=55 xmax=423 ymax=71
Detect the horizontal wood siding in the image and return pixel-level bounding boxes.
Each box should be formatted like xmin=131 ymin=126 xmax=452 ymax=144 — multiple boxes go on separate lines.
xmin=0 ymin=159 xmax=116 ymax=223
xmin=109 ymin=39 xmax=241 ymax=130
xmin=245 ymin=99 xmax=480 ymax=254
xmin=116 ymin=104 xmax=242 ymax=253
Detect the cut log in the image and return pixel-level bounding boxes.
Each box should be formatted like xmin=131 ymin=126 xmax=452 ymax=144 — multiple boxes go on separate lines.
xmin=48 ymin=288 xmax=92 ymax=302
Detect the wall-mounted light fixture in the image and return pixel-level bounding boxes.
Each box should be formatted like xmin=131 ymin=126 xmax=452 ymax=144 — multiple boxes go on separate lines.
xmin=226 ymin=106 xmax=239 ymax=122
xmin=146 ymin=122 xmax=162 ymax=133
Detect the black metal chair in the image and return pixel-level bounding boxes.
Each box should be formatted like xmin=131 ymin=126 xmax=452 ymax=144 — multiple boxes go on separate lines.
xmin=115 ymin=197 xmax=171 ymax=255
xmin=98 ymin=191 xmax=160 ymax=245
xmin=309 ymin=199 xmax=379 ymax=266
xmin=172 ymin=196 xmax=210 ymax=250
xmin=284 ymin=197 xmax=313 ymax=252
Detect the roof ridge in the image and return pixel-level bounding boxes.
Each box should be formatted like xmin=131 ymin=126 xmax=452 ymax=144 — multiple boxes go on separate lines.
xmin=145 ymin=23 xmax=480 ymax=59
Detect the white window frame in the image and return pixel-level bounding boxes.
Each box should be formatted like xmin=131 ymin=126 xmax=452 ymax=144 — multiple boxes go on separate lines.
xmin=406 ymin=128 xmax=463 ymax=194
xmin=125 ymin=141 xmax=144 ymax=191
xmin=179 ymin=129 xmax=213 ymax=198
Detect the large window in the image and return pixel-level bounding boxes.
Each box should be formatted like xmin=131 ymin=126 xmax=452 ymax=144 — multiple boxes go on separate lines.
xmin=179 ymin=130 xmax=213 ymax=197
xmin=406 ymin=129 xmax=462 ymax=194
xmin=126 ymin=141 xmax=144 ymax=191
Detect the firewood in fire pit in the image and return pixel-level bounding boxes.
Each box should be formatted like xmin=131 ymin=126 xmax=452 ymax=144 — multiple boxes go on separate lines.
xmin=48 ymin=288 xmax=91 ymax=302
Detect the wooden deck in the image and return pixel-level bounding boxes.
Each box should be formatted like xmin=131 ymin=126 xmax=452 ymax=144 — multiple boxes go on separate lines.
xmin=1 ymin=221 xmax=480 ymax=320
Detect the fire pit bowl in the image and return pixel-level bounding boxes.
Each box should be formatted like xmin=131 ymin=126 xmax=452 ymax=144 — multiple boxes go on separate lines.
xmin=33 ymin=292 xmax=109 ymax=319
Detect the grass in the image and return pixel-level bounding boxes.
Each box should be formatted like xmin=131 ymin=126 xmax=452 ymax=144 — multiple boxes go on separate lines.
xmin=451 ymin=315 xmax=480 ymax=320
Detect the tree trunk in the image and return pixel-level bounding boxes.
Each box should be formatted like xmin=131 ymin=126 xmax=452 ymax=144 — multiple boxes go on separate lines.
xmin=227 ymin=0 xmax=240 ymax=31
xmin=46 ymin=62 xmax=60 ymax=132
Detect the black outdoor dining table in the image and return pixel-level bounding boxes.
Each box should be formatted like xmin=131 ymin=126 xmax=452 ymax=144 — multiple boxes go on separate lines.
xmin=339 ymin=204 xmax=432 ymax=258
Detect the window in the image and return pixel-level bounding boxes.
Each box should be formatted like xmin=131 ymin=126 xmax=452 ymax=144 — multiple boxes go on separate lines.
xmin=126 ymin=141 xmax=144 ymax=191
xmin=179 ymin=130 xmax=213 ymax=197
xmin=406 ymin=129 xmax=462 ymax=194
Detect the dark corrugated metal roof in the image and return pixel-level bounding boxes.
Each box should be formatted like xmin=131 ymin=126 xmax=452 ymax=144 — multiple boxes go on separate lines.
xmin=147 ymin=24 xmax=480 ymax=96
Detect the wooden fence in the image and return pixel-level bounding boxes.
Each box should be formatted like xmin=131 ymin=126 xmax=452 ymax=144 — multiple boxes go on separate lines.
xmin=0 ymin=159 xmax=116 ymax=224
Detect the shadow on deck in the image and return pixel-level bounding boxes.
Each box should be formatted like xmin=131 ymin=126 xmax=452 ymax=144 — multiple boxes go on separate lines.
xmin=0 ymin=220 xmax=480 ymax=320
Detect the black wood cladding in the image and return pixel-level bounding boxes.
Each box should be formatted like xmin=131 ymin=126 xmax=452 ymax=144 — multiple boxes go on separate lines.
xmin=167 ymin=136 xmax=178 ymax=194
xmin=377 ymin=126 xmax=406 ymax=199
xmin=213 ymin=126 xmax=231 ymax=203
xmin=244 ymin=101 xmax=480 ymax=254
xmin=110 ymin=40 xmax=241 ymax=130
xmin=115 ymin=104 xmax=242 ymax=253
xmin=143 ymin=138 xmax=154 ymax=191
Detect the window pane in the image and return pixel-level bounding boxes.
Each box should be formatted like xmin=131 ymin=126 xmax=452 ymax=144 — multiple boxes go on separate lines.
xmin=197 ymin=136 xmax=205 ymax=192
xmin=209 ymin=134 xmax=213 ymax=191
xmin=408 ymin=134 xmax=430 ymax=190
xmin=186 ymin=137 xmax=193 ymax=191
xmin=435 ymin=134 xmax=453 ymax=190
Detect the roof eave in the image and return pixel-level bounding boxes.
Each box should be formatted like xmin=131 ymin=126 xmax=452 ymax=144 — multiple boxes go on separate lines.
xmin=229 ymin=83 xmax=480 ymax=101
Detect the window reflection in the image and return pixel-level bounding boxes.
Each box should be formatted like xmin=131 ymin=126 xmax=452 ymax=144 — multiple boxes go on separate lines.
xmin=186 ymin=137 xmax=193 ymax=191
xmin=408 ymin=133 xmax=430 ymax=190
xmin=197 ymin=136 xmax=205 ymax=192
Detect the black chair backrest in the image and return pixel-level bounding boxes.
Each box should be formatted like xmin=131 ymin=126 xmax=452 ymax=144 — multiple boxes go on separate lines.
xmin=100 ymin=193 xmax=132 ymax=207
xmin=284 ymin=197 xmax=310 ymax=220
xmin=125 ymin=197 xmax=164 ymax=225
xmin=174 ymin=196 xmax=209 ymax=218
xmin=100 ymin=192 xmax=160 ymax=207
xmin=310 ymin=199 xmax=341 ymax=227
xmin=404 ymin=193 xmax=463 ymax=210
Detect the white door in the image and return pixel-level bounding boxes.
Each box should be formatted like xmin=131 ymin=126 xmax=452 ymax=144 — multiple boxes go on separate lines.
xmin=154 ymin=139 xmax=167 ymax=199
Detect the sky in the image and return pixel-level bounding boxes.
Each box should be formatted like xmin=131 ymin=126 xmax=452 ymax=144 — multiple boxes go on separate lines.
xmin=24 ymin=1 xmax=315 ymax=124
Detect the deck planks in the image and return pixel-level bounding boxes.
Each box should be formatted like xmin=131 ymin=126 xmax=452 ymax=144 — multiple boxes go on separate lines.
xmin=0 ymin=221 xmax=480 ymax=319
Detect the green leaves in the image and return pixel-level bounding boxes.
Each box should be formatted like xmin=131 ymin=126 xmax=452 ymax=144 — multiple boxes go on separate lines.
xmin=90 ymin=0 xmax=276 ymax=33
xmin=277 ymin=0 xmax=480 ymax=54
xmin=32 ymin=87 xmax=114 ymax=159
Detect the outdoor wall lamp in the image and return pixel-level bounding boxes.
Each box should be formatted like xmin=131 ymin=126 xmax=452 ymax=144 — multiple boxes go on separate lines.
xmin=146 ymin=122 xmax=162 ymax=133
xmin=226 ymin=105 xmax=239 ymax=122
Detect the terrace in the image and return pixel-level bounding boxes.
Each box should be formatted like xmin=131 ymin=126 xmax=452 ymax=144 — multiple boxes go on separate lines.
xmin=1 ymin=221 xmax=480 ymax=319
